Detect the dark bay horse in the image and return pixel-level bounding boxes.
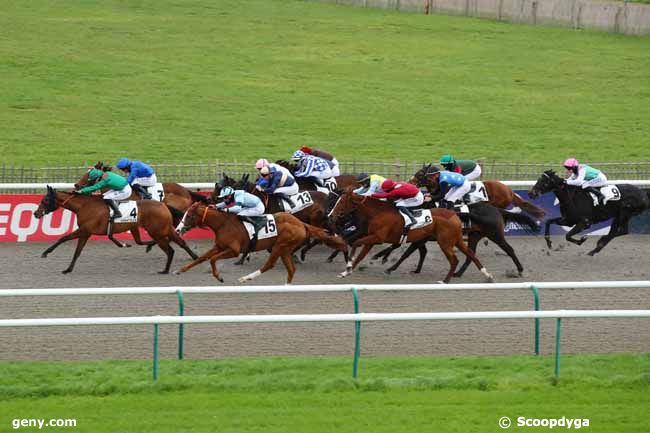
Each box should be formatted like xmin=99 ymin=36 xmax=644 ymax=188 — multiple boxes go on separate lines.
xmin=328 ymin=191 xmax=494 ymax=283
xmin=410 ymin=164 xmax=545 ymax=219
xmin=34 ymin=186 xmax=198 ymax=274
xmin=75 ymin=162 xmax=209 ymax=222
xmin=529 ymin=170 xmax=650 ymax=255
xmin=174 ymin=203 xmax=350 ymax=283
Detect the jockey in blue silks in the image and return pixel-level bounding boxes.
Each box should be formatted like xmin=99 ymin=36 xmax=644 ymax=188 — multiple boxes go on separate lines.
xmin=291 ymin=150 xmax=333 ymax=187
xmin=255 ymin=164 xmax=299 ymax=208
xmin=116 ymin=158 xmax=157 ymax=200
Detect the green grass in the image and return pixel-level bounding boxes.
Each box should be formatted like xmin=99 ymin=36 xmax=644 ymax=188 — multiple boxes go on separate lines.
xmin=0 ymin=0 xmax=649 ymax=167
xmin=0 ymin=354 xmax=648 ymax=432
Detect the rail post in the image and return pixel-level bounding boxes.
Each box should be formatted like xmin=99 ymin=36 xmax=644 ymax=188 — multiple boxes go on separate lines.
xmin=554 ymin=318 xmax=562 ymax=380
xmin=176 ymin=290 xmax=185 ymax=360
xmin=352 ymin=288 xmax=361 ymax=379
xmin=153 ymin=324 xmax=160 ymax=381
xmin=531 ymin=285 xmax=540 ymax=355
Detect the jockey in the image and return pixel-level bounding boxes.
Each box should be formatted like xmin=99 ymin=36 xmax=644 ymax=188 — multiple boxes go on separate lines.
xmin=256 ymin=164 xmax=299 ymax=208
xmin=353 ymin=173 xmax=386 ymax=196
xmin=255 ymin=158 xmax=294 ymax=179
xmin=429 ymin=170 xmax=471 ymax=209
xmin=371 ymin=179 xmax=424 ymax=230
xmin=216 ymin=186 xmax=265 ymax=218
xmin=439 ymin=155 xmax=482 ymax=181
xmin=77 ymin=168 xmax=132 ymax=220
xmin=563 ymin=158 xmax=608 ymax=203
xmin=116 ymin=158 xmax=157 ymax=200
xmin=300 ymin=146 xmax=340 ymax=177
xmin=291 ymin=150 xmax=333 ymax=187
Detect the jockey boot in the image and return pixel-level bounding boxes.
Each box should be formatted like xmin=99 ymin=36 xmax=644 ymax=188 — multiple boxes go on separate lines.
xmin=584 ymin=187 xmax=605 ymax=204
xmin=104 ymin=199 xmax=122 ymax=220
xmin=280 ymin=195 xmax=295 ymax=209
xmin=132 ymin=184 xmax=152 ymax=200
xmin=398 ymin=206 xmax=417 ymax=233
xmin=439 ymin=200 xmax=455 ymax=210
xmin=462 ymin=193 xmax=471 ymax=204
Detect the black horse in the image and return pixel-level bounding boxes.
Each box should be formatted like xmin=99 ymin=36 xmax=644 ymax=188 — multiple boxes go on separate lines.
xmin=528 ymin=170 xmax=649 ymax=256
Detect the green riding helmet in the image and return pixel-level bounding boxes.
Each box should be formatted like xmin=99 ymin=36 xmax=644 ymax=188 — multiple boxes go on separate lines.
xmin=439 ymin=154 xmax=455 ymax=165
xmin=88 ymin=168 xmax=104 ymax=181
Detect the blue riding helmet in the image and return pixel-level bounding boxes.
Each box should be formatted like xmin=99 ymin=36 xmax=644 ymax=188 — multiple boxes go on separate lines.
xmin=218 ymin=186 xmax=235 ymax=199
xmin=116 ymin=158 xmax=131 ymax=170
xmin=291 ymin=150 xmax=306 ymax=161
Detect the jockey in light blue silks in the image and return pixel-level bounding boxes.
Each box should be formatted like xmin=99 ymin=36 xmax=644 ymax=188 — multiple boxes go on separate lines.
xmin=291 ymin=150 xmax=333 ymax=187
xmin=216 ymin=186 xmax=265 ymax=217
xmin=429 ymin=170 xmax=471 ymax=209
xmin=116 ymin=158 xmax=157 ymax=200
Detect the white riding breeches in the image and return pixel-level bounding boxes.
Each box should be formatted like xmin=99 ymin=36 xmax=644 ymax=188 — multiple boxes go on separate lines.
xmin=237 ymin=202 xmax=265 ymax=217
xmin=309 ymin=167 xmax=333 ymax=181
xmin=583 ymin=173 xmax=608 ymax=188
xmin=103 ymin=185 xmax=132 ymax=201
xmin=133 ymin=174 xmax=158 ymax=187
xmin=331 ymin=158 xmax=340 ymax=177
xmin=395 ymin=192 xmax=424 ymax=208
xmin=464 ymin=165 xmax=482 ymax=181
xmin=445 ymin=181 xmax=472 ymax=202
xmin=275 ymin=183 xmax=299 ymax=197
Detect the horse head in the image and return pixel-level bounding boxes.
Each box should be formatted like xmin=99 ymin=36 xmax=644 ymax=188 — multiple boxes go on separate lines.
xmin=34 ymin=186 xmax=59 ymax=218
xmin=74 ymin=162 xmax=110 ymax=190
xmin=176 ymin=202 xmax=204 ymax=233
xmin=327 ymin=189 xmax=358 ymax=223
xmin=529 ymin=170 xmax=563 ymax=199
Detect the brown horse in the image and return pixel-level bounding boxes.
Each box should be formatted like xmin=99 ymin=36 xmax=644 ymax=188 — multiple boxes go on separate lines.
xmin=410 ymin=164 xmax=545 ymax=218
xmin=274 ymin=160 xmax=359 ymax=191
xmin=74 ymin=162 xmax=209 ymax=221
xmin=33 ymin=186 xmax=198 ymax=274
xmin=174 ymin=203 xmax=350 ymax=283
xmin=328 ymin=191 xmax=494 ymax=283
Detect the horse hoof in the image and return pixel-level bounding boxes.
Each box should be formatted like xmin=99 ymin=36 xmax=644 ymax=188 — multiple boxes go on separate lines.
xmin=383 ymin=269 xmax=392 ymax=275
xmin=41 ymin=253 xmax=48 ymax=258
xmin=437 ymin=280 xmax=447 ymax=284
xmin=172 ymin=270 xmax=181 ymax=275
xmin=452 ymin=272 xmax=462 ymax=278
xmin=587 ymin=250 xmax=597 ymax=256
xmin=410 ymin=270 xmax=421 ymax=274
xmin=237 ymin=277 xmax=247 ymax=283
xmin=158 ymin=270 xmax=169 ymax=274
xmin=62 ymin=269 xmax=72 ymax=274
xmin=505 ymin=269 xmax=521 ymax=279
xmin=217 ymin=277 xmax=224 ymax=283
xmin=326 ymin=258 xmax=334 ymax=263
xmin=124 ymin=244 xmax=132 ymax=248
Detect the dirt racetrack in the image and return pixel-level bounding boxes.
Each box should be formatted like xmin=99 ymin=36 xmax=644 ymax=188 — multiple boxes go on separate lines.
xmin=0 ymin=235 xmax=648 ymax=361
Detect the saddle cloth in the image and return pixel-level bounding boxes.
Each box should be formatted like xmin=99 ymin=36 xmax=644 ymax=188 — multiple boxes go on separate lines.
xmin=242 ymin=215 xmax=278 ymax=241
xmin=109 ymin=201 xmax=138 ymax=223
xmin=399 ymin=208 xmax=434 ymax=230
xmin=150 ymin=183 xmax=165 ymax=202
xmin=589 ymin=185 xmax=621 ymax=206
xmin=464 ymin=181 xmax=489 ymax=204
xmin=281 ymin=191 xmax=314 ymax=213
xmin=317 ymin=178 xmax=337 ymax=195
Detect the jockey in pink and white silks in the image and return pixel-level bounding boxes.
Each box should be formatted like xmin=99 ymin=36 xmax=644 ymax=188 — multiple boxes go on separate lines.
xmin=563 ymin=158 xmax=608 ymax=204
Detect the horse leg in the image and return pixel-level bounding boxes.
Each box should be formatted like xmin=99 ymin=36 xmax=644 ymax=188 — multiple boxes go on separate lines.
xmin=413 ymin=243 xmax=428 ymax=274
xmin=153 ymin=238 xmax=175 ymax=274
xmin=339 ymin=236 xmax=379 ymax=278
xmin=565 ymin=221 xmax=589 ymax=246
xmin=438 ymin=244 xmax=459 ymax=284
xmin=454 ymin=235 xmax=493 ymax=281
xmin=108 ymin=233 xmax=128 ymax=248
xmin=238 ymin=246 xmax=284 ymax=283
xmin=280 ymin=253 xmax=297 ymax=284
xmin=299 ymin=239 xmax=320 ymax=262
xmin=208 ymin=249 xmax=238 ymax=282
xmin=385 ymin=242 xmax=421 ymax=274
xmin=174 ymin=245 xmax=222 ymax=274
xmin=129 ymin=228 xmax=155 ymax=251
xmin=587 ymin=216 xmax=628 ymax=256
xmin=41 ymin=229 xmax=82 ymax=258
xmin=544 ymin=217 xmax=564 ymax=249
xmin=488 ymin=230 xmax=525 ymax=276
xmin=168 ymin=228 xmax=198 ymax=260
xmin=454 ymin=231 xmax=481 ymax=278
xmin=62 ymin=235 xmax=90 ymax=274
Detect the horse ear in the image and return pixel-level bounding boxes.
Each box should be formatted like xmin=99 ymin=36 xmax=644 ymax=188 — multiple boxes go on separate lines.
xmin=94 ymin=161 xmax=103 ymax=169
xmin=103 ymin=165 xmax=112 ymax=172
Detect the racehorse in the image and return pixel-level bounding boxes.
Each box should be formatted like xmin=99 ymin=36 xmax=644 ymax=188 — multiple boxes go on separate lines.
xmin=410 ymin=164 xmax=545 ymax=218
xmin=377 ymin=201 xmax=539 ymax=278
xmin=328 ymin=190 xmax=494 ymax=283
xmin=174 ymin=203 xmax=350 ymax=283
xmin=528 ymin=170 xmax=650 ymax=255
xmin=74 ymin=162 xmax=209 ymax=222
xmin=273 ymin=160 xmax=359 ymax=191
xmin=33 ymin=186 xmax=198 ymax=274
xmin=213 ymin=173 xmax=339 ymax=261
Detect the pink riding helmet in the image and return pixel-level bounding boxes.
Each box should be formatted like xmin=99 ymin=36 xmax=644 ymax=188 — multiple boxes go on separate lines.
xmin=563 ymin=158 xmax=579 ymax=169
xmin=255 ymin=159 xmax=269 ymax=170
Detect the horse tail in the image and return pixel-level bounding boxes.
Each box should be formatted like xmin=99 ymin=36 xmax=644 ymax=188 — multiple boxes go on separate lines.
xmin=189 ymin=191 xmax=210 ymax=204
xmin=303 ymin=223 xmax=348 ymax=253
xmin=500 ymin=209 xmax=541 ymax=234
xmin=511 ymin=193 xmax=546 ymax=219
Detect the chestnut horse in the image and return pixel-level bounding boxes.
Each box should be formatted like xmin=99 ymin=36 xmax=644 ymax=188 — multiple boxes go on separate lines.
xmin=174 ymin=203 xmax=350 ymax=283
xmin=34 ymin=186 xmax=198 ymax=274
xmin=75 ymin=162 xmax=209 ymax=222
xmin=328 ymin=191 xmax=494 ymax=283
xmin=410 ymin=164 xmax=545 ymax=219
